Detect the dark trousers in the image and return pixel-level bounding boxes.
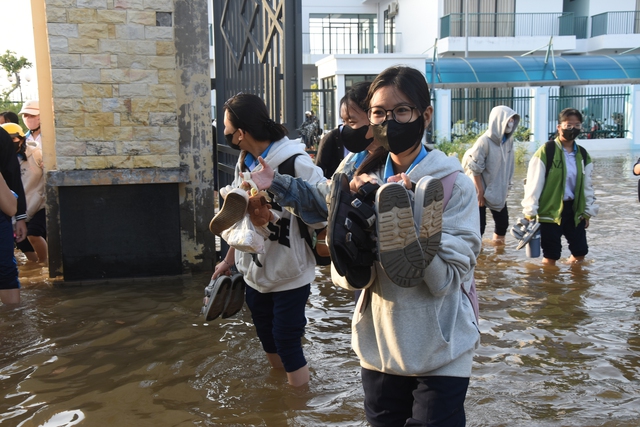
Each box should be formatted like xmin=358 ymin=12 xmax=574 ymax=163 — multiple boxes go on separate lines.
xmin=0 ymin=214 xmax=20 ymax=290
xmin=540 ymin=201 xmax=588 ymax=260
xmin=479 ymin=204 xmax=509 ymax=236
xmin=245 ymin=284 xmax=310 ymax=373
xmin=361 ymin=368 xmax=469 ymax=427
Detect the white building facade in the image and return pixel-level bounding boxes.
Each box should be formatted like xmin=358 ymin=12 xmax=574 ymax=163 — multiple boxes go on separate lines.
xmin=299 ymin=0 xmax=640 ymax=152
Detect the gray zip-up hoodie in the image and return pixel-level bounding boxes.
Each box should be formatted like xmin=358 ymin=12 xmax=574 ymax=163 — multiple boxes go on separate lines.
xmin=332 ymin=149 xmax=481 ymax=377
xmin=462 ymin=106 xmax=520 ymax=210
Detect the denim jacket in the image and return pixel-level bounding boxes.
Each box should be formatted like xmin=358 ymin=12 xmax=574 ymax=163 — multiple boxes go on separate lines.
xmin=268 ymin=151 xmax=361 ymax=223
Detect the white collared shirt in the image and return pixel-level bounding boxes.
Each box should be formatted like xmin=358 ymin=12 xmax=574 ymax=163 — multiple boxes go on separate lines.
xmin=26 ymin=131 xmax=41 ymax=149
xmin=563 ymin=146 xmax=577 ymax=201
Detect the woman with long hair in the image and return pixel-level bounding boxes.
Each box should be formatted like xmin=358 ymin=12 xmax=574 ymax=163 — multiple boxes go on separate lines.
xmin=211 ymin=94 xmax=326 ymax=387
xmin=338 ymin=66 xmax=481 ymax=426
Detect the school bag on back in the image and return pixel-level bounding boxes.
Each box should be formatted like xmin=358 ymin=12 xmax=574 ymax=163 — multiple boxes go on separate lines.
xmin=277 ymin=154 xmax=331 ymax=266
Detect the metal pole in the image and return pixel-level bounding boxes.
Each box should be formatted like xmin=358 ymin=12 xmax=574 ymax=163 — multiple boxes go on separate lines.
xmin=464 ymin=0 xmax=469 ymax=58
xmin=464 ymin=0 xmax=469 ymax=130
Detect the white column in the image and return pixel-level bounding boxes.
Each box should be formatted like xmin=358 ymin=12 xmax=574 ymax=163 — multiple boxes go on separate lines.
xmin=434 ymin=88 xmax=452 ymax=143
xmin=627 ymin=85 xmax=640 ymax=148
xmin=529 ymin=86 xmax=550 ymax=153
xmin=335 ymin=74 xmax=346 ymax=119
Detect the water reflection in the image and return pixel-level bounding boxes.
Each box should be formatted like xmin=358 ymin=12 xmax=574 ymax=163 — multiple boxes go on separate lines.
xmin=1 ymin=156 xmax=640 ymax=426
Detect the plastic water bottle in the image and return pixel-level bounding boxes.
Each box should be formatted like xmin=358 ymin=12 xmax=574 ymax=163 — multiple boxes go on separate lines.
xmin=526 ymin=230 xmax=541 ymax=258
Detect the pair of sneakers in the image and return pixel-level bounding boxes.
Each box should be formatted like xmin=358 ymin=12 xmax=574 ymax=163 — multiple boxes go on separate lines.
xmin=202 ymin=272 xmax=246 ymax=321
xmin=375 ymin=176 xmax=444 ymax=288
xmin=327 ymin=174 xmax=444 ymax=289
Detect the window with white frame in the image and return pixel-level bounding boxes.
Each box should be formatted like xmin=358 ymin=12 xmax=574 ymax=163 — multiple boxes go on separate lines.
xmin=308 ymin=14 xmax=377 ymax=54
xmin=384 ymin=10 xmax=396 ymax=53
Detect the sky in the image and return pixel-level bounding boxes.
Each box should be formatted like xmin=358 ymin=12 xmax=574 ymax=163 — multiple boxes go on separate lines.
xmin=0 ymin=0 xmax=38 ymax=101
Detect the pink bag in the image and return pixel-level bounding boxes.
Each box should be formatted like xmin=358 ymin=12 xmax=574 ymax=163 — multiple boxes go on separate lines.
xmin=440 ymin=172 xmax=479 ymax=323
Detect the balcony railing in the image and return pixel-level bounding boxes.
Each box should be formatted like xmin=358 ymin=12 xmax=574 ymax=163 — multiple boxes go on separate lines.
xmin=591 ymin=11 xmax=640 ymax=37
xmin=440 ymin=12 xmax=581 ymax=38
xmin=574 ymin=16 xmax=589 ymax=39
xmin=303 ymin=32 xmax=401 ymax=55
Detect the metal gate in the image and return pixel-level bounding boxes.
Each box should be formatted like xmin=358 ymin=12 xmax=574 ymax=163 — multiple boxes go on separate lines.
xmin=212 ymin=0 xmax=303 ymax=191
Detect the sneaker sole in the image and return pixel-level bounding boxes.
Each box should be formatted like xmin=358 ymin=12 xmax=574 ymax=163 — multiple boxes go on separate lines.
xmin=209 ymin=192 xmax=248 ymax=235
xmin=202 ymin=275 xmax=232 ymax=321
xmin=222 ymin=273 xmax=246 ymax=318
xmin=414 ymin=177 xmax=444 ymax=267
xmin=516 ymin=221 xmax=541 ymax=250
xmin=376 ymin=184 xmax=426 ymax=288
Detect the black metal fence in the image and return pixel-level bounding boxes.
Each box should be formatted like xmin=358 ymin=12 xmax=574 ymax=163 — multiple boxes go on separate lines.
xmin=548 ymin=86 xmax=629 ymax=140
xmin=212 ymin=0 xmax=302 ymax=191
xmin=450 ymin=87 xmax=533 ymax=138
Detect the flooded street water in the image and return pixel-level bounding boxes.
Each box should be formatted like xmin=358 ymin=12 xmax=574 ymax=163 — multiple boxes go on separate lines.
xmin=2 ymin=154 xmax=640 ymax=427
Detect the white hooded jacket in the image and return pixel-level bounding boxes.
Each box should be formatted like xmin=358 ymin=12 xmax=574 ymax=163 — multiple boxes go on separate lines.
xmin=233 ymin=137 xmax=326 ymax=293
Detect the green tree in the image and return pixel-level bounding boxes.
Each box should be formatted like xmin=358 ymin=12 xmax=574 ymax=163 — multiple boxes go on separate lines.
xmin=310 ymin=82 xmax=320 ymax=124
xmin=0 ymin=50 xmax=32 ymax=103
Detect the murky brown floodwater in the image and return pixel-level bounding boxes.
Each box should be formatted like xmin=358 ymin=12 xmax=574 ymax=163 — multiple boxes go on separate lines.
xmin=2 ymin=154 xmax=640 ymax=427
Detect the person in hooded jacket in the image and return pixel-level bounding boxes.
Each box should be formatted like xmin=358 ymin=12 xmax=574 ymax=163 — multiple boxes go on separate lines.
xmin=462 ymin=105 xmax=520 ymax=243
xmin=211 ymin=93 xmax=326 ymax=387
xmin=345 ymin=65 xmax=481 ymax=427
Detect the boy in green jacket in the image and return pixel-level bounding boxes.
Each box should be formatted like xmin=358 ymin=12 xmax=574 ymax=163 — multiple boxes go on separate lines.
xmin=521 ymin=108 xmax=598 ymax=266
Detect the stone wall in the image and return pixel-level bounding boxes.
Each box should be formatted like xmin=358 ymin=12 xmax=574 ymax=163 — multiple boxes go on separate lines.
xmin=46 ymin=0 xmax=181 ymax=170
xmin=40 ymin=0 xmax=216 ymax=278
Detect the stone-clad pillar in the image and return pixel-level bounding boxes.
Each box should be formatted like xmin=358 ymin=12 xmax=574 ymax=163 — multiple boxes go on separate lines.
xmin=32 ymin=0 xmax=214 ymax=280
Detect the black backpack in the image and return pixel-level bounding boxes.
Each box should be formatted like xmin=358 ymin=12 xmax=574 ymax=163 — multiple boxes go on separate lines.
xmin=277 ymin=154 xmax=331 ymax=266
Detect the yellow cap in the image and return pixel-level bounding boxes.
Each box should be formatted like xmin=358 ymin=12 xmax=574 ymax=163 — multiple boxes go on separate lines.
xmin=1 ymin=123 xmax=25 ymax=138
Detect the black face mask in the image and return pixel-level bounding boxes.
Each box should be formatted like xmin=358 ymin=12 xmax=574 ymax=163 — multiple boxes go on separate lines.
xmin=341 ymin=124 xmax=373 ymax=153
xmin=370 ymin=116 xmax=423 ymax=154
xmin=224 ymin=129 xmax=241 ymax=150
xmin=13 ymin=139 xmax=26 ymax=158
xmin=560 ymin=128 xmax=581 ymax=141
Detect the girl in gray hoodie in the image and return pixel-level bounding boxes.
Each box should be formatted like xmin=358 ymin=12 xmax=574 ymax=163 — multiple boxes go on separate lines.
xmin=337 ymin=66 xmax=481 ymax=426
xmin=462 ymin=105 xmax=520 ymax=244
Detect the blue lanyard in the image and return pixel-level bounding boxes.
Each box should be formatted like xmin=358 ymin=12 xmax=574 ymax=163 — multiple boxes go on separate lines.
xmin=383 ymin=145 xmax=428 ymax=182
xmin=244 ymin=142 xmax=275 ymax=171
xmin=352 ymin=151 xmax=368 ymax=168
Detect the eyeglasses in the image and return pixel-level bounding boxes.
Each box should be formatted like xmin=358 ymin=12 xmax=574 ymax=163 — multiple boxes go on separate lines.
xmin=367 ymin=105 xmax=417 ymax=125
xmin=224 ymin=92 xmax=244 ymax=121
xmin=560 ymin=123 xmax=582 ymax=130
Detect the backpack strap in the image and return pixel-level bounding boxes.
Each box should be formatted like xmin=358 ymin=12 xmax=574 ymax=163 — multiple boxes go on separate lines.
xmin=439 ymin=170 xmax=479 ymax=323
xmin=277 ymin=154 xmax=328 ymax=264
xmin=440 ymin=171 xmax=459 ymax=209
xmin=544 ymin=140 xmax=556 ymax=181
xmin=578 ymin=145 xmax=587 ymax=166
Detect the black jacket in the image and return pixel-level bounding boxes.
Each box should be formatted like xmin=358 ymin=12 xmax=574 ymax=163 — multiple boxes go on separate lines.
xmin=314 ymin=127 xmax=344 ymax=179
xmin=0 ymin=128 xmax=26 ymax=220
